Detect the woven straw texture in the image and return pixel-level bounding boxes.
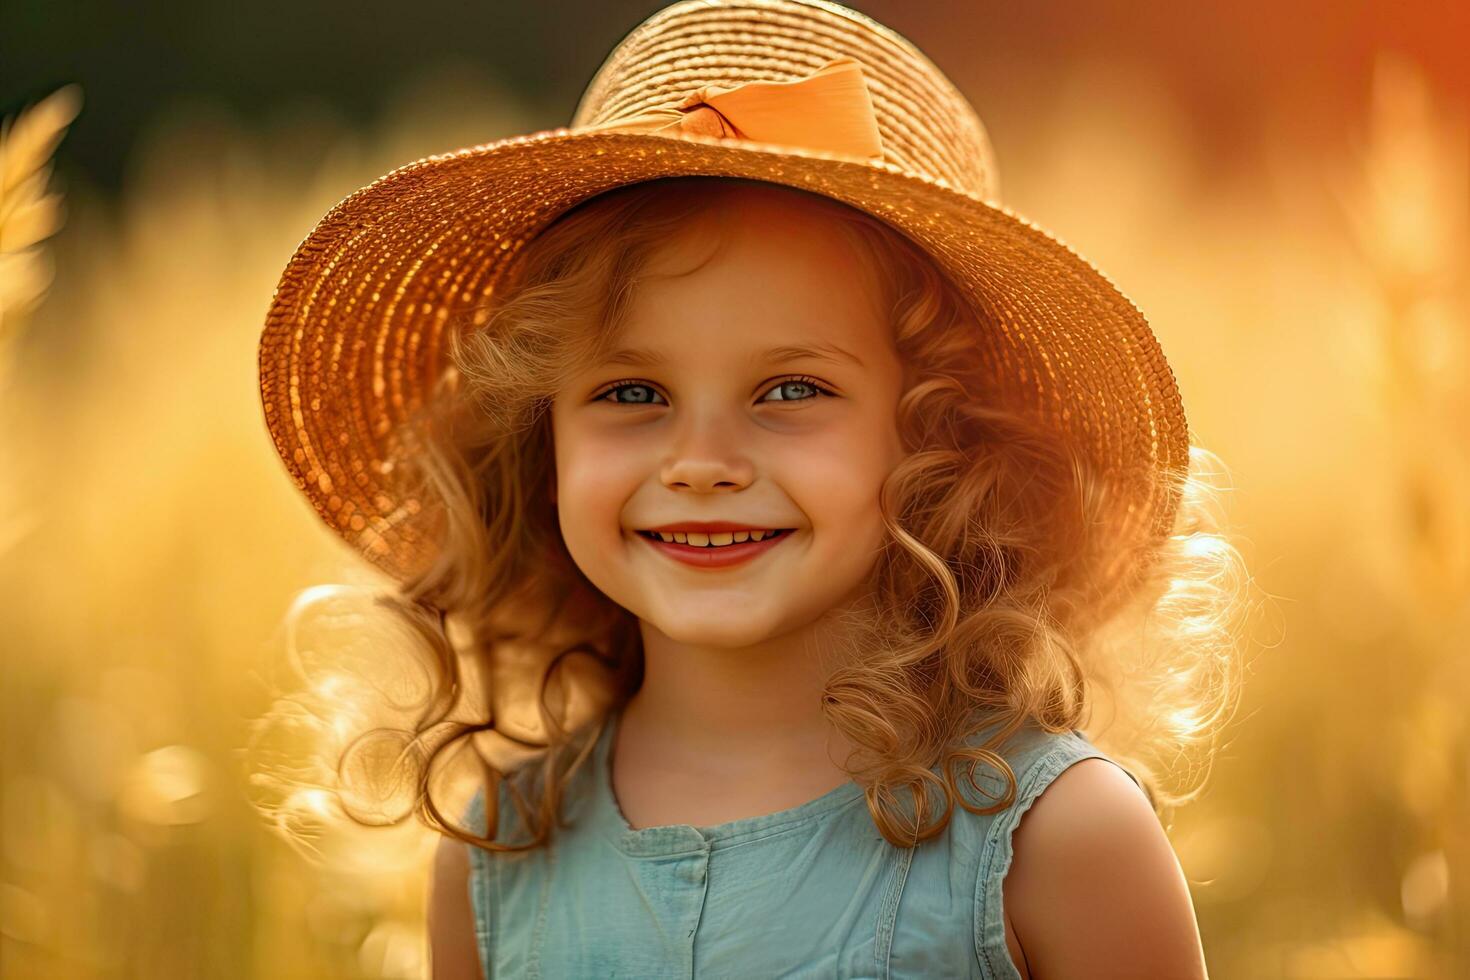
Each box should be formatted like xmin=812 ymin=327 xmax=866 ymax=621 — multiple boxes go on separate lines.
xmin=258 ymin=0 xmax=1188 ymax=585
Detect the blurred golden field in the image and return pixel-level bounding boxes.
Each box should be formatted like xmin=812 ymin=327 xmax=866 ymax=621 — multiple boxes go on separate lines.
xmin=2 ymin=17 xmax=1468 ymax=980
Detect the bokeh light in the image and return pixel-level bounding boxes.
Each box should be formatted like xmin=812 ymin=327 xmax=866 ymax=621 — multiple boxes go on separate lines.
xmin=3 ymin=2 xmax=1468 ymax=977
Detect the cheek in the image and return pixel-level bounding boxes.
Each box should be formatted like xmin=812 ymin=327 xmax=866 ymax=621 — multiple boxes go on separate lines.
xmin=553 ymin=425 xmax=641 ymax=533
xmin=786 ymin=415 xmax=897 ymax=534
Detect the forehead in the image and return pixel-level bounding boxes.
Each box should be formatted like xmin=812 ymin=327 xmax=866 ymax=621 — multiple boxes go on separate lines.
xmin=611 ymin=190 xmax=890 ymax=360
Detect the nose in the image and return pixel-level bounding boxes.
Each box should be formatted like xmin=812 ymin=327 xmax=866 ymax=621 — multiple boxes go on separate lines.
xmin=660 ymin=410 xmax=754 ymax=492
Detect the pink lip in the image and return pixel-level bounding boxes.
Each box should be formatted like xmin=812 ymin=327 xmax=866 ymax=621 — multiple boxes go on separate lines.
xmin=636 ymin=529 xmax=794 ymax=569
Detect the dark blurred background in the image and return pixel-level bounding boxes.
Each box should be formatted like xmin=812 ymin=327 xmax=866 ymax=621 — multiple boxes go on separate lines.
xmin=7 ymin=2 xmax=1470 ymax=196
xmin=3 ymin=2 xmax=1468 ymax=978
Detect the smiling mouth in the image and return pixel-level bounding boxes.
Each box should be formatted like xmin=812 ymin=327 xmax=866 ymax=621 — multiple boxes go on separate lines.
xmin=635 ymin=528 xmax=796 ymax=547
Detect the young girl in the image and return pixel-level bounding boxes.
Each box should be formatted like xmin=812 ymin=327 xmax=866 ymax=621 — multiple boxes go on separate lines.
xmin=257 ymin=1 xmax=1244 ymax=976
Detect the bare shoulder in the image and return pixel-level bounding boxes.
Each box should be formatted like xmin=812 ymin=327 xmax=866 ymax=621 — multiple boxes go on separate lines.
xmin=1002 ymin=758 xmax=1209 ymax=980
xmin=427 ymin=832 xmax=484 ymax=980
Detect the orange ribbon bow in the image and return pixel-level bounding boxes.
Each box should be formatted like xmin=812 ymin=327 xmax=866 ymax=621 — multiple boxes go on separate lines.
xmin=583 ymin=56 xmax=885 ymax=162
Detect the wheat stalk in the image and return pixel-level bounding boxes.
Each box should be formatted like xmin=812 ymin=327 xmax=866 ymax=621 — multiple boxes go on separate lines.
xmin=0 ymin=85 xmax=82 ymax=557
xmin=1337 ymin=53 xmax=1469 ymax=971
xmin=0 ymin=83 xmax=83 ymax=373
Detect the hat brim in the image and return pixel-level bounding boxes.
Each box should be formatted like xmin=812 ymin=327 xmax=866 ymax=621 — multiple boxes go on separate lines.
xmin=259 ymin=127 xmax=1188 ymax=583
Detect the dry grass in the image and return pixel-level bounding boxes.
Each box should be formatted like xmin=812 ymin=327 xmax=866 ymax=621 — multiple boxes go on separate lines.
xmin=0 ymin=48 xmax=1465 ymax=979
xmin=0 ymin=85 xmax=81 ymax=561
xmin=0 ymin=84 xmax=82 ymax=376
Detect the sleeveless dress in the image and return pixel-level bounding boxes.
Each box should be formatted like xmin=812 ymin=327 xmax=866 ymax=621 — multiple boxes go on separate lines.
xmin=462 ymin=709 xmax=1143 ymax=979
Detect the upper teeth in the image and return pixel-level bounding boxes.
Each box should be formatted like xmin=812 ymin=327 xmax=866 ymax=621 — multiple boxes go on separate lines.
xmin=649 ymin=530 xmax=780 ymax=546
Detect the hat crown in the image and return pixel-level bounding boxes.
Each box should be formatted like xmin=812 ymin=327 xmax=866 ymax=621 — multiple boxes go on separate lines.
xmin=570 ymin=0 xmax=999 ymax=200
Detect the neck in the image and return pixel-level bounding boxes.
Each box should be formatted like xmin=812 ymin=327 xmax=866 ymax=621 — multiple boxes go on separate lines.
xmin=619 ymin=597 xmax=869 ymax=771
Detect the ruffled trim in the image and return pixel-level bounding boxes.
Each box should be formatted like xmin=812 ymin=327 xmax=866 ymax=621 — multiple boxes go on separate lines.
xmin=972 ymin=734 xmax=1143 ymax=978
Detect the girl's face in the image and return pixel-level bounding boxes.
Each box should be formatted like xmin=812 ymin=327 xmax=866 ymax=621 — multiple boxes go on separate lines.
xmin=550 ymin=191 xmax=906 ymax=648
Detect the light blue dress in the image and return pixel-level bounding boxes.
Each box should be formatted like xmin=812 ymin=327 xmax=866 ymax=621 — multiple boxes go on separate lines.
xmin=463 ymin=708 xmax=1141 ymax=978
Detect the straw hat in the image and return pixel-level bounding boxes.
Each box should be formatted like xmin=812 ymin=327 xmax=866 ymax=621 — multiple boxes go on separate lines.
xmin=258 ymin=0 xmax=1189 ymax=587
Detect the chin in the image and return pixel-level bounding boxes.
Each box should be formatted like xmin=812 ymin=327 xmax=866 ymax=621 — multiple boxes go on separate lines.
xmin=648 ymin=613 xmax=780 ymax=649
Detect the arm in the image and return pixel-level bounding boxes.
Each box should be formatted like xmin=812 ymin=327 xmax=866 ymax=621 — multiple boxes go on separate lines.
xmin=1003 ymin=759 xmax=1209 ymax=979
xmin=427 ymin=832 xmax=484 ymax=980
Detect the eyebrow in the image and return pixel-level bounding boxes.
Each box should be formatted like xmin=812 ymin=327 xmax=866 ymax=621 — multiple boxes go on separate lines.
xmin=597 ymin=342 xmax=865 ymax=369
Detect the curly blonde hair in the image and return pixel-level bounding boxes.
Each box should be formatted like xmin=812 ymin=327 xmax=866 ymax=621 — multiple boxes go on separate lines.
xmin=253 ymin=175 xmax=1250 ymax=854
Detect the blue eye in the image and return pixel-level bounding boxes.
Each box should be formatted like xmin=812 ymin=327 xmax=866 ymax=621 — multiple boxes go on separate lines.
xmin=596 ymin=376 xmax=834 ymax=406
xmin=758 ymin=377 xmax=834 ymax=403
xmin=599 ymin=382 xmax=666 ymax=406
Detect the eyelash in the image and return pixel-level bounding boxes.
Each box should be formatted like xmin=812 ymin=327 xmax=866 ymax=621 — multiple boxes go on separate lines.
xmin=593 ymin=375 xmax=836 ymax=407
